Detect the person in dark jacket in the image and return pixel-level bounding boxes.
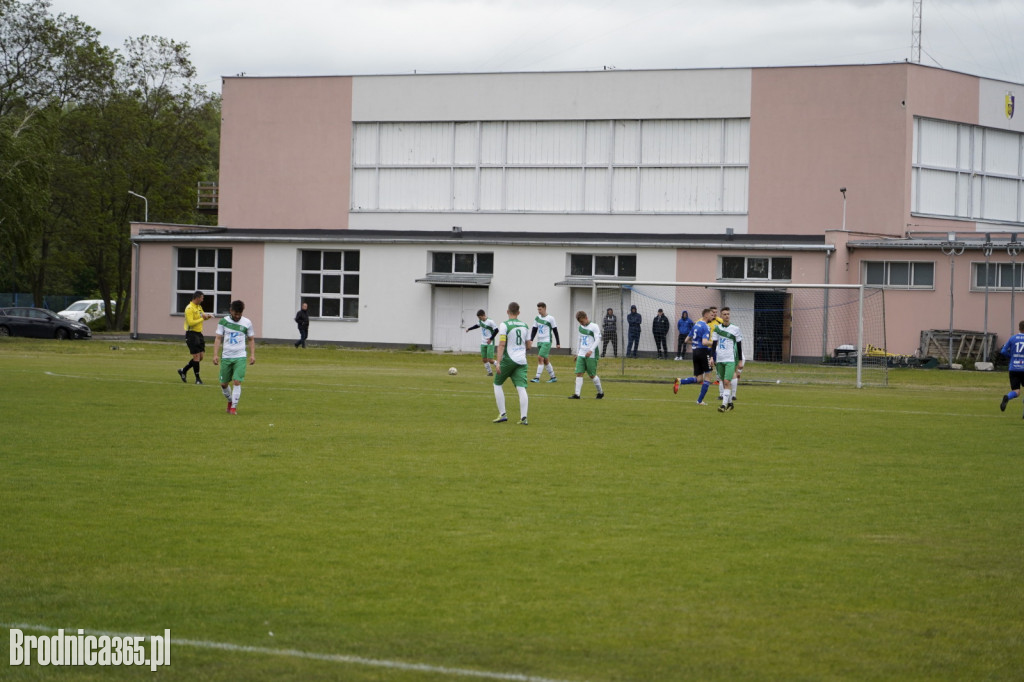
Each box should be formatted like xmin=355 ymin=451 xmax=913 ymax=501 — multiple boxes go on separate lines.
xmin=652 ymin=308 xmax=671 ymax=359
xmin=601 ymin=307 xmax=618 ymax=357
xmin=675 ymin=310 xmax=695 ymax=360
xmin=626 ymin=305 xmax=642 ymax=358
xmin=294 ymin=302 xmax=309 ymax=348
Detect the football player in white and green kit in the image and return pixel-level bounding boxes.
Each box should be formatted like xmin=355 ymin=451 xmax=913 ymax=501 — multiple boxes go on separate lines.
xmin=492 ymin=302 xmax=531 ymax=425
xmin=212 ymin=299 xmax=256 ymax=415
xmin=529 ymin=302 xmax=560 ymax=383
xmin=569 ymin=310 xmax=604 ymax=399
xmin=710 ymin=307 xmax=743 ymax=412
xmin=465 ymin=310 xmax=499 ymax=376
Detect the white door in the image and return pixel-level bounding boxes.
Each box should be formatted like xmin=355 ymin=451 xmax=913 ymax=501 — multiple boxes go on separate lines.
xmin=720 ymin=290 xmax=755 ymax=362
xmin=431 ymin=287 xmax=489 ymax=352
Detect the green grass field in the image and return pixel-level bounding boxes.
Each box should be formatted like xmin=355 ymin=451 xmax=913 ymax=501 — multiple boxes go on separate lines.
xmin=1 ymin=338 xmax=1021 ymax=681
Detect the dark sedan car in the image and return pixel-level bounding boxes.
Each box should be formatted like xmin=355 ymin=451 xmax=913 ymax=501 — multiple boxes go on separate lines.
xmin=0 ymin=307 xmax=92 ymax=340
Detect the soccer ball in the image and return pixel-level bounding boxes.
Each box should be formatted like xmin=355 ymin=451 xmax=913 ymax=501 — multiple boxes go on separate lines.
xmin=448 ymin=367 xmax=458 ymax=375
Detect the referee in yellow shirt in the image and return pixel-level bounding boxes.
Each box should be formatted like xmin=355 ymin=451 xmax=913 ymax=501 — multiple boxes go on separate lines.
xmin=178 ymin=290 xmax=214 ymax=385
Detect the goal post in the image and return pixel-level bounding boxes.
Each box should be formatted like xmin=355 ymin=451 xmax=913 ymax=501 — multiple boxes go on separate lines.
xmin=590 ymin=280 xmax=887 ymax=387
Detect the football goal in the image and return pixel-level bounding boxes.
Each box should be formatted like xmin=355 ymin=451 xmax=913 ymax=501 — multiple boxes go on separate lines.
xmin=587 ymin=280 xmax=887 ymax=387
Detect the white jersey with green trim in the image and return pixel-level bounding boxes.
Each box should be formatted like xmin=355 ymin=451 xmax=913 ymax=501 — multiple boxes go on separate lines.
xmin=532 ymin=314 xmax=557 ymax=343
xmin=713 ymin=323 xmax=742 ymax=364
xmin=217 ymin=315 xmax=255 ymax=359
xmin=576 ymin=322 xmax=601 ymax=357
xmin=498 ymin=318 xmax=530 ymax=365
xmin=477 ymin=318 xmax=498 ymax=343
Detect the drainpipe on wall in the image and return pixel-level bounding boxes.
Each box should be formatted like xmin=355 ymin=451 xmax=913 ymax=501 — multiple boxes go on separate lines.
xmin=131 ymin=241 xmax=140 ymax=340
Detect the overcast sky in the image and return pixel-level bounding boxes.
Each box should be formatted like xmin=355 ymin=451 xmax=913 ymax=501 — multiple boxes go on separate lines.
xmin=45 ymin=0 xmax=1024 ymax=93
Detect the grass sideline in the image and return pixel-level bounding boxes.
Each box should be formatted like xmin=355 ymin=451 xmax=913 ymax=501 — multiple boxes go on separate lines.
xmin=0 ymin=338 xmax=1021 ymax=681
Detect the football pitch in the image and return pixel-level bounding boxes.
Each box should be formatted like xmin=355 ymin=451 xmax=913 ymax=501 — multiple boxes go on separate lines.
xmin=1 ymin=339 xmax=1021 ymax=681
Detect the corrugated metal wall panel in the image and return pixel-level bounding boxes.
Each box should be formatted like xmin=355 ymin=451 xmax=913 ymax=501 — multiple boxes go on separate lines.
xmin=352 ymin=124 xmax=377 ymax=165
xmin=586 ymin=121 xmax=610 ymax=164
xmin=505 ymin=168 xmax=581 ymax=211
xmin=507 ymin=122 xmax=585 ymax=165
xmin=379 ymin=169 xmax=449 ymax=209
xmin=614 ymin=121 xmax=640 ymax=164
xmin=917 ymin=169 xmax=957 ymax=215
xmin=724 ymin=120 xmax=750 ymax=164
xmin=584 ymin=168 xmax=609 ymax=212
xmin=640 ymin=167 xmax=721 ymax=211
xmin=480 ymin=168 xmax=503 ymax=210
xmin=983 ymin=177 xmax=1019 ymax=221
xmin=918 ymin=119 xmax=957 ymax=168
xmin=723 ymin=168 xmax=749 ymax=213
xmin=453 ymin=168 xmax=476 ymax=211
xmin=454 ymin=122 xmax=478 ymax=165
xmin=379 ymin=122 xmax=453 ymax=165
xmin=351 ymin=169 xmax=377 ymax=210
xmin=480 ymin=123 xmax=505 ymax=165
xmin=984 ymin=129 xmax=1020 ymax=175
xmin=611 ymin=168 xmax=638 ymax=212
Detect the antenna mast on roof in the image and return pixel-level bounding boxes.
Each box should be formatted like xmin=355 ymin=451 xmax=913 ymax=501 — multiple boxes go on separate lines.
xmin=911 ymin=0 xmax=922 ymax=63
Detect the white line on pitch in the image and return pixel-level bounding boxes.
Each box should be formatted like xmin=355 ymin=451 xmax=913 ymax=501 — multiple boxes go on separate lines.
xmin=2 ymin=623 xmax=574 ymax=682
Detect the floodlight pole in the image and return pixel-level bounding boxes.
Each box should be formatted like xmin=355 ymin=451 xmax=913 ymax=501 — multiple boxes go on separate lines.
xmin=128 ymin=190 xmax=148 ymax=222
xmin=941 ymin=236 xmax=965 ymax=367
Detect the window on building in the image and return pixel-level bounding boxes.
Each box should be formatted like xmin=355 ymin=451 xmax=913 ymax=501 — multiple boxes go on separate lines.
xmin=300 ymin=250 xmax=360 ymax=319
xmin=352 ymin=119 xmax=750 ymax=215
xmin=912 ymin=117 xmax=1024 ymax=224
xmin=176 ymin=248 xmax=232 ymax=314
xmin=720 ymin=256 xmax=792 ymax=281
xmin=430 ymin=252 xmax=494 ymax=274
xmin=569 ymin=254 xmax=636 ymax=278
xmin=972 ymin=262 xmax=1024 ymax=290
xmin=863 ymin=261 xmax=934 ymax=288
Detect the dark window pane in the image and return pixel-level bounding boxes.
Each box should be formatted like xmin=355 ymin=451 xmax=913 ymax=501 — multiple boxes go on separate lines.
xmin=865 ymin=262 xmax=885 ymax=285
xmin=976 ymin=263 xmax=997 ymax=288
xmin=617 ymin=255 xmax=636 ymax=277
xmin=177 ymin=293 xmax=192 ymax=311
xmin=302 ymin=297 xmax=320 ymax=316
xmin=198 ymin=249 xmax=216 ymax=268
xmin=747 ymin=258 xmax=769 ymax=278
xmin=301 ymin=273 xmax=321 ymax=294
xmin=771 ymin=258 xmax=792 ymax=280
xmin=197 ymin=272 xmax=215 ymax=290
xmin=323 ymin=251 xmax=342 ymax=270
xmin=570 ymin=254 xmax=592 ymax=276
xmin=344 ymin=250 xmax=360 ymax=271
xmin=177 ymin=271 xmax=194 ymax=290
xmin=432 ymin=252 xmax=453 ymax=273
xmin=911 ymin=262 xmax=933 ymax=287
xmin=454 ymin=253 xmax=475 ymax=273
xmin=344 ymin=274 xmax=359 ymax=295
xmin=323 ymin=275 xmax=341 ymax=294
xmin=343 ymin=298 xmax=359 ymax=319
xmin=218 ymin=249 xmax=232 ymax=268
xmin=322 ymin=298 xmax=341 ymax=317
xmin=888 ymin=262 xmax=910 ymax=286
xmin=594 ymin=255 xmax=615 ymax=276
xmin=218 ymin=271 xmax=232 ymax=291
xmin=177 ymin=248 xmax=195 ymax=268
xmin=477 ymin=253 xmax=494 ymax=274
xmin=722 ymin=257 xmax=745 ymax=279
xmin=301 ymin=251 xmax=321 ymax=270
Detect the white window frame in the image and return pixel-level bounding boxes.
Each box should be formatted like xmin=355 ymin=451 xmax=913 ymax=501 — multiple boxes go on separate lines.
xmin=862 ymin=260 xmax=935 ymax=289
xmin=175 ymin=247 xmax=232 ymax=314
xmin=299 ymin=250 xmax=360 ymax=320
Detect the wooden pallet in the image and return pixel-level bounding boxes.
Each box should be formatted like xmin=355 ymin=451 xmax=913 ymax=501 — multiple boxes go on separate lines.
xmin=919 ymin=330 xmax=998 ymax=363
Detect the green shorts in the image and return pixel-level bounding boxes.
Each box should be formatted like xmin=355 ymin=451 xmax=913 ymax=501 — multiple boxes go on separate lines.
xmin=494 ymin=357 xmax=528 ymax=388
xmin=718 ymin=361 xmax=737 ymax=382
xmin=219 ymin=357 xmax=248 ymax=384
xmin=537 ymin=342 xmax=552 ymax=358
xmin=574 ymin=354 xmax=599 ymax=377
xmin=480 ymin=344 xmax=495 ymax=359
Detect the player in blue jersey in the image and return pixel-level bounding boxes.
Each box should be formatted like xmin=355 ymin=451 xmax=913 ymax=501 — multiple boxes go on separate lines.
xmin=998 ymin=320 xmax=1024 ymax=416
xmin=672 ymin=308 xmax=715 ymax=405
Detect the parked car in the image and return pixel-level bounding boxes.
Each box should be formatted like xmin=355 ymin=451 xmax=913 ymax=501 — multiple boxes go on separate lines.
xmin=0 ymin=307 xmax=92 ymax=340
xmin=57 ymin=299 xmax=114 ymax=325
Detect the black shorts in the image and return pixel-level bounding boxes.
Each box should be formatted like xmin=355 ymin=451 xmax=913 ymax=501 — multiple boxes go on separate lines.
xmin=692 ymin=347 xmax=711 ymax=376
xmin=185 ymin=331 xmax=205 ymax=355
xmin=1010 ymin=370 xmax=1024 ymax=391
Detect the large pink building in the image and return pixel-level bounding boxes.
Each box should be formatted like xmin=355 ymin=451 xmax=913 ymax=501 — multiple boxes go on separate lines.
xmin=132 ymin=63 xmax=1024 ymax=362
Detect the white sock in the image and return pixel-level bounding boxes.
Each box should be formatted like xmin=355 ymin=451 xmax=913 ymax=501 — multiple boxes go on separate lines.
xmin=723 ymin=388 xmax=731 ymax=405
xmin=493 ymin=384 xmax=506 ymax=415
xmin=231 ymin=384 xmax=241 ymax=406
xmin=516 ymin=386 xmax=528 ymax=420
xmin=732 ymin=376 xmax=739 ymax=397
xmin=574 ymin=376 xmax=583 ymax=396
xmin=222 ymin=386 xmax=231 ymax=399
xmin=547 ymin=363 xmax=556 ymax=378
xmin=593 ymin=376 xmax=603 ymax=393
xmin=535 ymin=364 xmax=543 ymax=378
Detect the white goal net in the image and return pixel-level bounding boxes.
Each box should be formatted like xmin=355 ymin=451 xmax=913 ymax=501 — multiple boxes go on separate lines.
xmin=588 ymin=281 xmax=888 ymax=387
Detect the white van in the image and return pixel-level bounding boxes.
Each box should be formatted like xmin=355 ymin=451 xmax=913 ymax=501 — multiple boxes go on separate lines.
xmin=57 ymin=299 xmax=113 ymax=324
